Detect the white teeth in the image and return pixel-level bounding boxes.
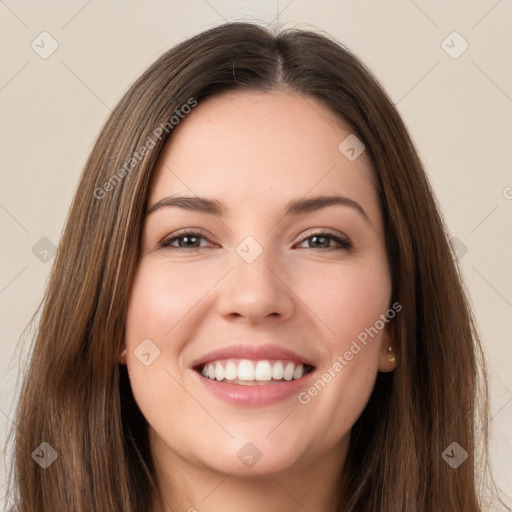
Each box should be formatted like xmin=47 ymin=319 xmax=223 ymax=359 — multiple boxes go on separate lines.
xmin=272 ymin=361 xmax=284 ymax=380
xmin=283 ymin=362 xmax=295 ymax=381
xmin=255 ymin=361 xmax=272 ymax=381
xmin=293 ymin=364 xmax=304 ymax=380
xmin=225 ymin=361 xmax=237 ymax=380
xmin=199 ymin=359 xmax=310 ymax=383
xmin=215 ymin=362 xmax=225 ymax=381
xmin=237 ymin=359 xmax=255 ymax=381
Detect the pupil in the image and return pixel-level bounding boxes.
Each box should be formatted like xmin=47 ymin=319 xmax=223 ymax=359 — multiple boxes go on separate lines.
xmin=178 ymin=235 xmax=331 ymax=249
xmin=182 ymin=236 xmax=198 ymax=247
xmin=311 ymin=236 xmax=328 ymax=248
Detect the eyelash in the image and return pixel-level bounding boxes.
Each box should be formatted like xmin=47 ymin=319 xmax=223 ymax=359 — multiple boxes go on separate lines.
xmin=158 ymin=228 xmax=352 ymax=252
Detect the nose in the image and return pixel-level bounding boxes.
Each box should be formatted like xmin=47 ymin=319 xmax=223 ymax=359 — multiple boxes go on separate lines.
xmin=216 ymin=249 xmax=295 ymax=324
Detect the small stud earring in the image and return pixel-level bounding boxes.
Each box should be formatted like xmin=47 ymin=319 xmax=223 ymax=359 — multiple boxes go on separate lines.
xmin=387 ymin=345 xmax=396 ymax=364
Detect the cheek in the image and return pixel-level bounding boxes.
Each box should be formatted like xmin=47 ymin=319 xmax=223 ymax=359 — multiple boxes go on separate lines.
xmin=124 ymin=261 xmax=208 ymax=427
xmin=292 ymin=262 xmax=391 ymax=443
xmin=294 ymin=256 xmax=391 ymax=424
xmin=126 ymin=260 xmax=212 ymax=342
xmin=295 ymin=255 xmax=391 ymax=348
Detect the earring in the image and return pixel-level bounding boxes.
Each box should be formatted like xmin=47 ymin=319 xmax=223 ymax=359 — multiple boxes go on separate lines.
xmin=387 ymin=345 xmax=396 ymax=364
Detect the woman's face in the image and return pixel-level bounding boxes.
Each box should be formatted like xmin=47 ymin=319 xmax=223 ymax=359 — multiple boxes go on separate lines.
xmin=125 ymin=90 xmax=395 ymax=479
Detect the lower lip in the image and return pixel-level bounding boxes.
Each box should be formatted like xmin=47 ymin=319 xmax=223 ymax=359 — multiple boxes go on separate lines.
xmin=191 ymin=369 xmax=316 ymax=406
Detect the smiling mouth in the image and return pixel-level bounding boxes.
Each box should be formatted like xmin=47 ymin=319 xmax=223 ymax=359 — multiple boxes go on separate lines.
xmin=194 ymin=358 xmax=315 ymax=385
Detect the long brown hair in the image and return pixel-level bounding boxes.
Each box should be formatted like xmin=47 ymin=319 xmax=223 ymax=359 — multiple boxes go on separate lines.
xmin=4 ymin=21 xmax=509 ymax=511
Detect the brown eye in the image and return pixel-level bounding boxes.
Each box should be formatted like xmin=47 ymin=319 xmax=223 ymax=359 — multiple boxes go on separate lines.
xmin=158 ymin=229 xmax=352 ymax=252
xmin=159 ymin=230 xmax=212 ymax=251
xmin=297 ymin=230 xmax=352 ymax=250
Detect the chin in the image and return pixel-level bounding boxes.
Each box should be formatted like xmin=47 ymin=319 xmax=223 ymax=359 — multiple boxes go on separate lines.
xmin=194 ymin=435 xmax=306 ymax=476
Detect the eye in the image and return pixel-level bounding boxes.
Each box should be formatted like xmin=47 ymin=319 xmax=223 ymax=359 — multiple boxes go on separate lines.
xmin=159 ymin=228 xmax=351 ymax=252
xmin=159 ymin=230 xmax=213 ymax=251
xmin=296 ymin=229 xmax=352 ymax=250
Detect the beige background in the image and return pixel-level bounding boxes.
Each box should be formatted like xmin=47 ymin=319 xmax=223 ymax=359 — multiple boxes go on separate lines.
xmin=1 ymin=0 xmax=511 ymax=506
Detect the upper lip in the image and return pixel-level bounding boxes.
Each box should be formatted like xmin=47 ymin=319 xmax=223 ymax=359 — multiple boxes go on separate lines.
xmin=190 ymin=343 xmax=317 ymax=369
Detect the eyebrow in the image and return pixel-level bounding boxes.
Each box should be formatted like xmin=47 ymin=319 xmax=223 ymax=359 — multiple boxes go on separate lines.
xmin=147 ymin=194 xmax=370 ymax=224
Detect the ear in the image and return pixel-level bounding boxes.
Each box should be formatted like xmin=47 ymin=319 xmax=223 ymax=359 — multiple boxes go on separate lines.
xmin=377 ymin=324 xmax=397 ymax=372
xmin=119 ymin=348 xmax=127 ymax=365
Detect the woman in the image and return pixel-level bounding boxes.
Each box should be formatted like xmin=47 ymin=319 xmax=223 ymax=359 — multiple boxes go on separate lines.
xmin=4 ymin=21 xmax=508 ymax=512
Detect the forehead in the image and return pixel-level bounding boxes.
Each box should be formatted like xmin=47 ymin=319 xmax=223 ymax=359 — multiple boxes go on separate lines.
xmin=148 ymin=90 xmax=379 ymax=223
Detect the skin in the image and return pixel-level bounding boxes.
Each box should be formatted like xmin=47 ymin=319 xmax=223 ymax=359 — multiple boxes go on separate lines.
xmin=123 ymin=89 xmax=396 ymax=512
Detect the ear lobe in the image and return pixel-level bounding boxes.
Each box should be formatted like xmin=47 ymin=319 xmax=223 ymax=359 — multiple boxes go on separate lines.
xmin=119 ymin=348 xmax=127 ymax=365
xmin=377 ymin=326 xmax=397 ymax=373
